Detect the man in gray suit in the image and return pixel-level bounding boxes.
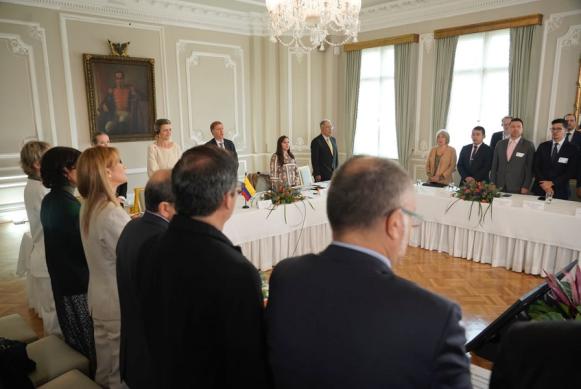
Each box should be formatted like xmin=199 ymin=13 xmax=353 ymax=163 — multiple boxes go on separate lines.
xmin=491 ymin=118 xmax=536 ymax=194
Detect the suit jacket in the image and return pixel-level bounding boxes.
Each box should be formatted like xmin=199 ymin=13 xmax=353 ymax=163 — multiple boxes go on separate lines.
xmin=567 ymin=130 xmax=581 ymax=149
xmin=310 ymin=134 xmax=338 ymax=181
xmin=206 ymin=138 xmax=238 ymax=162
xmin=457 ymin=143 xmax=492 ymax=183
xmin=80 ymin=201 xmax=130 ymax=321
xmin=139 ymin=214 xmax=269 ymax=388
xmin=491 ymin=138 xmax=535 ymax=193
xmin=425 ymin=146 xmax=457 ymax=184
xmin=490 ymin=321 xmax=581 ymax=389
xmin=116 ymin=182 xmax=128 ymax=200
xmin=266 ymin=245 xmax=471 ymax=389
xmin=532 ymin=140 xmax=578 ymax=199
xmin=490 ymin=131 xmax=506 ymax=153
xmin=116 ymin=211 xmax=168 ymax=389
xmin=41 ymin=187 xmax=89 ymax=297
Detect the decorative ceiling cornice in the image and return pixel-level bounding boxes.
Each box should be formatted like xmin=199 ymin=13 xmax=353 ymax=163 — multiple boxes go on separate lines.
xmin=3 ymin=0 xmax=541 ymax=36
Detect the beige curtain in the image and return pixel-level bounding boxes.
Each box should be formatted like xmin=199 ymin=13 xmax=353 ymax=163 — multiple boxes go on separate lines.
xmin=509 ymin=25 xmax=539 ymax=134
xmin=394 ymin=42 xmax=417 ymax=169
xmin=432 ymin=36 xmax=458 ymax=134
xmin=343 ymin=50 xmax=362 ymax=158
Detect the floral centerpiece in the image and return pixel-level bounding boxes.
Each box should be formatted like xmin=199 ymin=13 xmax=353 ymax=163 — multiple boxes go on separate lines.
xmin=262 ymin=185 xmax=305 ymax=206
xmin=528 ymin=266 xmax=581 ymax=321
xmin=446 ymin=181 xmax=501 ymax=225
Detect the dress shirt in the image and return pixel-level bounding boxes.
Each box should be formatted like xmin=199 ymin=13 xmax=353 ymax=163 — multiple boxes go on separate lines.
xmin=506 ymin=137 xmax=521 ymax=161
xmin=553 ymin=138 xmax=565 ymax=154
xmin=331 ymin=241 xmax=392 ymax=269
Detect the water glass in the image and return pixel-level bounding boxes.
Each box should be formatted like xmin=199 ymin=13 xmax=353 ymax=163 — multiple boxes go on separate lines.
xmin=545 ymin=191 xmax=553 ymax=204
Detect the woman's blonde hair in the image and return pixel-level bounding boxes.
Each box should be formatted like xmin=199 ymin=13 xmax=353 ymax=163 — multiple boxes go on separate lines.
xmin=77 ymin=146 xmax=120 ymax=234
xmin=435 ymin=129 xmax=450 ymax=144
xmin=20 ymin=141 xmax=50 ymax=177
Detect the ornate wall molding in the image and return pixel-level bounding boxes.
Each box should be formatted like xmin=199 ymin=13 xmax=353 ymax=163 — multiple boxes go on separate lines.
xmin=559 ymin=25 xmax=581 ymax=48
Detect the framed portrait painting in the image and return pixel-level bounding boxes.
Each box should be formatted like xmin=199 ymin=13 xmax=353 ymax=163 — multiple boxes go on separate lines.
xmin=83 ymin=54 xmax=156 ymax=142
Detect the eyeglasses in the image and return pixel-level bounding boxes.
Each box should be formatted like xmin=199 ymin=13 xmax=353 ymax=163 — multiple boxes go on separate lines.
xmin=400 ymin=208 xmax=424 ymax=227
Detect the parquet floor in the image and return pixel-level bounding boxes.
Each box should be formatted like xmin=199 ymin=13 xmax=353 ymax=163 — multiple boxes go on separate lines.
xmin=0 ymin=221 xmax=543 ymax=369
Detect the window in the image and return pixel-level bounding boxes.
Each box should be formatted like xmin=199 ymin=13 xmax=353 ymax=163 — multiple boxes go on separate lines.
xmin=353 ymin=46 xmax=398 ymax=159
xmin=446 ymin=29 xmax=510 ymax=153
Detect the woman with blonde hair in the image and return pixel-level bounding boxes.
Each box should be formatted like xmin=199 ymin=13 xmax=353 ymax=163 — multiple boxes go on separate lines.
xmin=77 ymin=146 xmax=130 ymax=388
xmin=147 ymin=118 xmax=181 ymax=177
xmin=425 ymin=129 xmax=457 ymax=185
xmin=20 ymin=140 xmax=61 ymax=336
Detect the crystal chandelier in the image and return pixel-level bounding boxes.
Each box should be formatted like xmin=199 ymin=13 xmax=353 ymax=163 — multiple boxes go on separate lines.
xmin=265 ymin=0 xmax=362 ymax=54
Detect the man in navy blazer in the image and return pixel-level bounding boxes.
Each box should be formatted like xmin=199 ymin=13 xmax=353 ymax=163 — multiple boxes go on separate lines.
xmin=457 ymin=126 xmax=493 ymax=184
xmin=490 ymin=116 xmax=512 ymax=152
xmin=310 ymin=119 xmax=339 ymax=181
xmin=205 ymin=120 xmax=238 ymax=162
xmin=563 ymin=113 xmax=581 ymax=149
xmin=532 ymin=118 xmax=578 ymax=200
xmin=267 ymin=156 xmax=471 ymax=389
xmin=116 ymin=169 xmax=175 ymax=389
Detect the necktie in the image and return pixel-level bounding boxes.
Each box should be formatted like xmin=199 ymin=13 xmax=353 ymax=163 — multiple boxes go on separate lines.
xmin=565 ymin=132 xmax=571 ymax=143
xmin=506 ymin=140 xmax=517 ymax=161
xmin=325 ymin=137 xmax=333 ymax=155
xmin=551 ymin=142 xmax=559 ymax=163
xmin=469 ymin=145 xmax=478 ymax=164
xmin=219 ymin=142 xmax=225 ymax=149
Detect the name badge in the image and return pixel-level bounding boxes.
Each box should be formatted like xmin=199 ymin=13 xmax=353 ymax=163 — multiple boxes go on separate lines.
xmin=516 ymin=152 xmax=525 ymax=158
xmin=558 ymin=157 xmax=569 ymax=164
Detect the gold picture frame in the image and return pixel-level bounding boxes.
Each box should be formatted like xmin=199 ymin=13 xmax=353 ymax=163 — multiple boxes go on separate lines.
xmin=575 ymin=57 xmax=581 ymax=127
xmin=83 ymin=54 xmax=156 ymax=142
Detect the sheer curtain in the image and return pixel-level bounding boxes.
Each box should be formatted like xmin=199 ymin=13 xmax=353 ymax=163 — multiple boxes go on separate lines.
xmin=432 ymin=36 xmax=458 ymax=135
xmin=510 ymin=25 xmax=538 ymax=136
xmin=353 ymin=46 xmax=398 ymax=159
xmin=446 ymin=29 xmax=510 ymax=153
xmin=343 ymin=50 xmax=362 ymax=158
xmin=394 ymin=42 xmax=417 ymax=169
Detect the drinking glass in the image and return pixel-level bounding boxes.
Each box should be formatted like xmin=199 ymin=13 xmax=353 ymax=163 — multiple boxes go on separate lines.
xmin=545 ymin=191 xmax=553 ymax=204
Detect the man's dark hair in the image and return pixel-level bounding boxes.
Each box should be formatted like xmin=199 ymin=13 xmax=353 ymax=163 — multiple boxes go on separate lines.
xmin=40 ymin=147 xmax=81 ymax=189
xmin=91 ymin=131 xmax=108 ymax=145
xmin=473 ymin=126 xmax=486 ymax=136
xmin=552 ymin=118 xmax=567 ymax=126
xmin=510 ymin=118 xmax=523 ymax=125
xmin=145 ymin=172 xmax=175 ymax=212
xmin=172 ymin=145 xmax=237 ymax=217
xmin=327 ymin=156 xmax=411 ymax=233
xmin=210 ymin=121 xmax=223 ymax=131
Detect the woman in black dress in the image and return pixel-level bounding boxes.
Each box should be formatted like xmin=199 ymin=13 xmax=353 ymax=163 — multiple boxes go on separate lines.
xmin=40 ymin=147 xmax=96 ymax=375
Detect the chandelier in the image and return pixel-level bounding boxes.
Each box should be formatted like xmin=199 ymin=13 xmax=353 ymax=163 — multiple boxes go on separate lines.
xmin=265 ymin=0 xmax=362 ymax=54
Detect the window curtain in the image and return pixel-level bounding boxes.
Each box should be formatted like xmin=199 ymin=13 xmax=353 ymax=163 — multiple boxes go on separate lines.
xmin=394 ymin=42 xmax=417 ymax=169
xmin=509 ymin=25 xmax=538 ymax=134
xmin=343 ymin=50 xmax=362 ymax=158
xmin=432 ymin=36 xmax=458 ymax=135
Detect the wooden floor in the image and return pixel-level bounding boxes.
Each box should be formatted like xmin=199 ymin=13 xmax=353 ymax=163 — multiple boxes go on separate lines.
xmin=0 ymin=221 xmax=542 ymax=369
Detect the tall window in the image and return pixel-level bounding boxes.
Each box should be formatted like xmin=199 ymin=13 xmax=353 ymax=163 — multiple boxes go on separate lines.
xmin=446 ymin=29 xmax=510 ymax=153
xmin=353 ymin=46 xmax=398 ymax=159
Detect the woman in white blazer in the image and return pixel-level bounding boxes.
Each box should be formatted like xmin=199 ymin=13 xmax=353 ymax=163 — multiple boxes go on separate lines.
xmin=20 ymin=140 xmax=61 ymax=336
xmin=77 ymin=146 xmax=130 ymax=389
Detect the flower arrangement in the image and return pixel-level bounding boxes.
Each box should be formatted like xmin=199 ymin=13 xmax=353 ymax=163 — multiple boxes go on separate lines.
xmin=446 ymin=181 xmax=501 ymax=225
xmin=262 ymin=186 xmax=305 ymax=206
xmin=528 ymin=266 xmax=581 ymax=321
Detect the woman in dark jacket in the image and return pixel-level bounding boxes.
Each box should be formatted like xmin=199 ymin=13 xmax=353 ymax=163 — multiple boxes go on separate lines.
xmin=40 ymin=147 xmax=96 ymax=375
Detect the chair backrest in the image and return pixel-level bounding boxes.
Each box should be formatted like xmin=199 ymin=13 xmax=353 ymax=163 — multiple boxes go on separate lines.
xmin=131 ymin=187 xmax=145 ymax=214
xmin=248 ymin=173 xmax=271 ymax=192
xmin=298 ymin=166 xmax=313 ymax=186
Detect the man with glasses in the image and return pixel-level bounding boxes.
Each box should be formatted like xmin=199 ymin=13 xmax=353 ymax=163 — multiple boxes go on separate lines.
xmin=490 ymin=115 xmax=512 ymax=152
xmin=310 ymin=119 xmax=339 ymax=182
xmin=266 ymin=156 xmax=471 ymax=388
xmin=532 ymin=119 xmax=578 ymax=200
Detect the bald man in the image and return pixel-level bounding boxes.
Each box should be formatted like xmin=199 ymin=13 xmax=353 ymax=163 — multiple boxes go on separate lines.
xmin=116 ymin=169 xmax=175 ymax=389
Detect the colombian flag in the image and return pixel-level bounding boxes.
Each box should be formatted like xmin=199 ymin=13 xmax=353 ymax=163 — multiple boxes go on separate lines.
xmin=241 ymin=176 xmax=256 ymax=201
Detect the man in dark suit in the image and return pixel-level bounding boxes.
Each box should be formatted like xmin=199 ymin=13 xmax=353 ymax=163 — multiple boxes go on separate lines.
xmin=267 ymin=156 xmax=471 ymax=389
xmin=532 ymin=118 xmax=578 ymax=200
xmin=457 ymin=125 xmax=493 ymax=184
xmin=310 ymin=119 xmax=338 ymax=181
xmin=139 ymin=145 xmax=269 ymax=388
xmin=490 ymin=115 xmax=512 ymax=152
xmin=490 ymin=321 xmax=581 ymax=389
xmin=490 ymin=118 xmax=536 ymax=194
xmin=205 ymin=120 xmax=238 ymax=162
xmin=116 ymin=169 xmax=175 ymax=389
xmin=563 ymin=113 xmax=581 ymax=148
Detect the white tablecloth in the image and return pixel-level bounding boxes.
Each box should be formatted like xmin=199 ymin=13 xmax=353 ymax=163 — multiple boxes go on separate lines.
xmin=224 ymin=191 xmax=331 ymax=270
xmin=411 ymin=186 xmax=581 ymax=275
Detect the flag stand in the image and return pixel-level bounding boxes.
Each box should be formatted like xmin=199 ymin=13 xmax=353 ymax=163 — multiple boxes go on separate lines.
xmin=243 ymin=199 xmax=249 ymax=209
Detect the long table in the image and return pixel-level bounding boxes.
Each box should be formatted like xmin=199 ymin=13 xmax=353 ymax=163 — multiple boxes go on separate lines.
xmin=223 ymin=190 xmax=331 ymax=270
xmin=411 ymin=186 xmax=581 ymax=275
